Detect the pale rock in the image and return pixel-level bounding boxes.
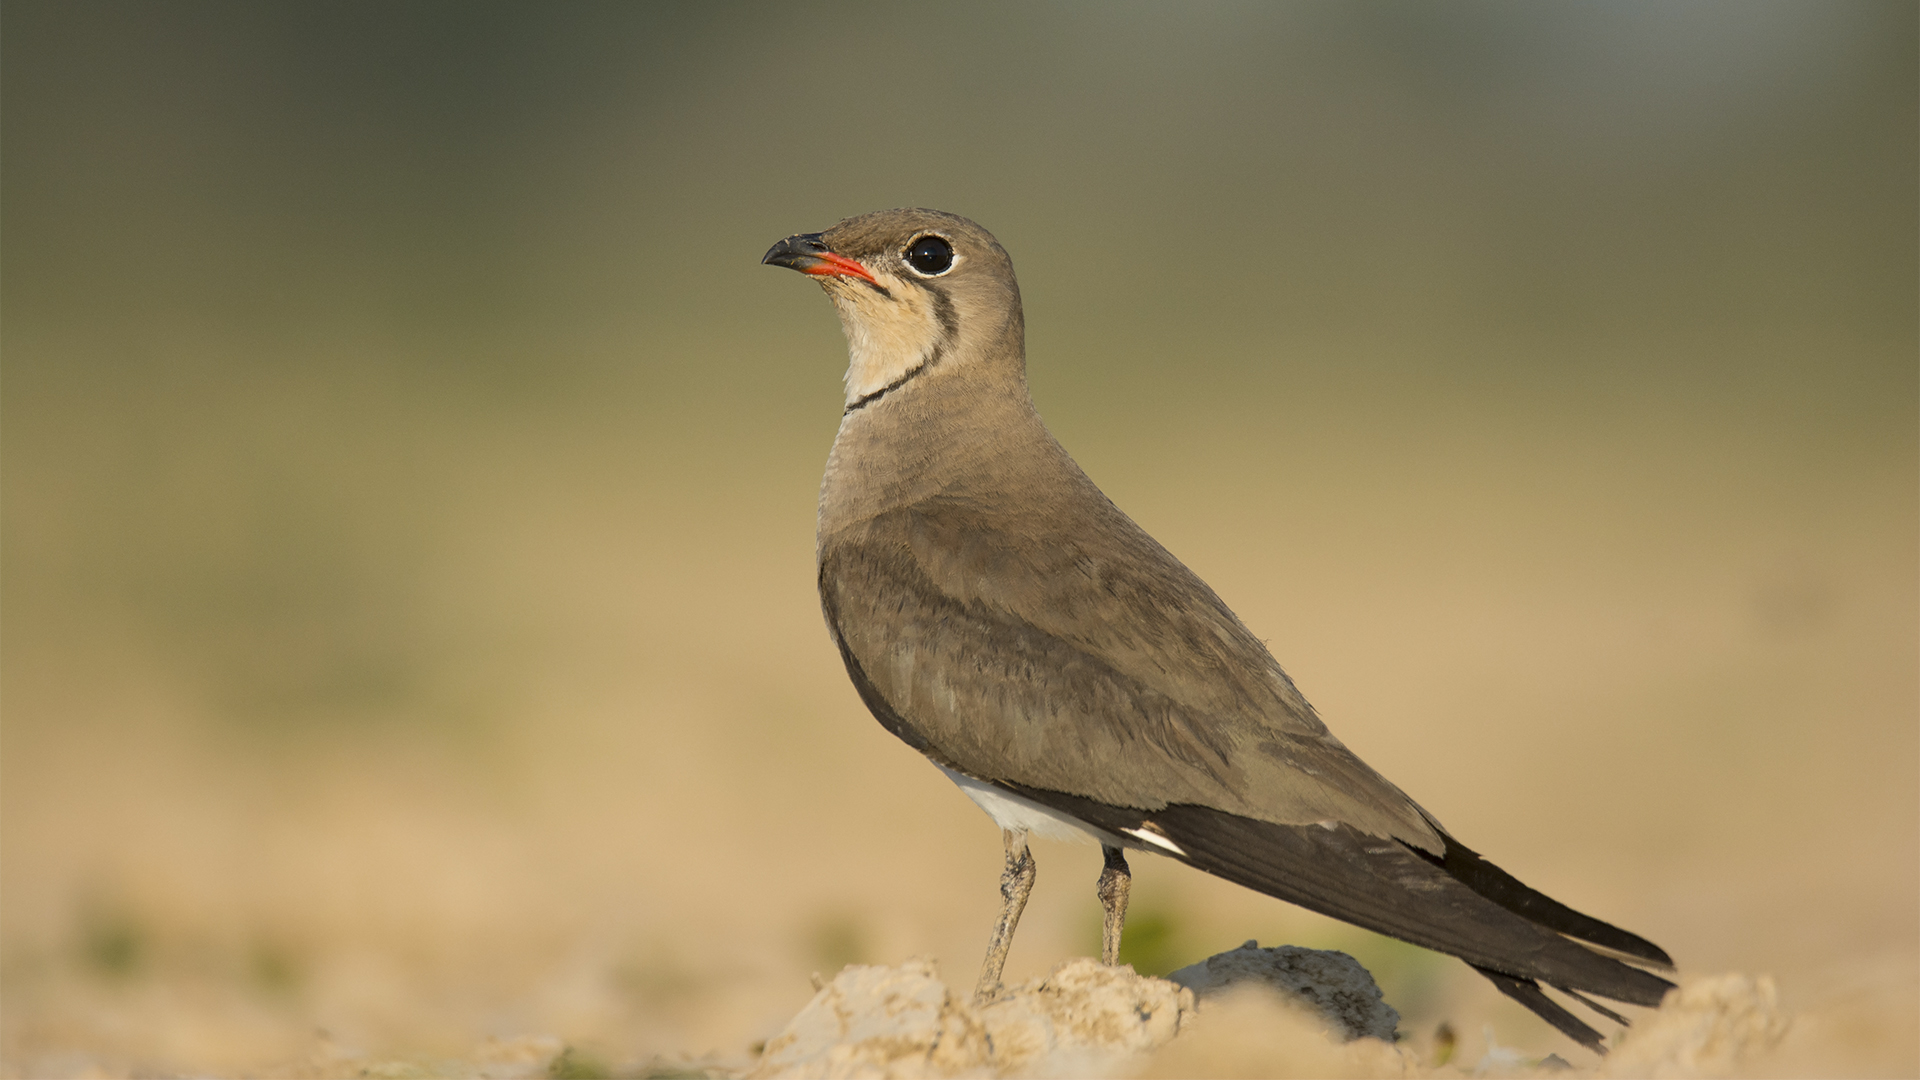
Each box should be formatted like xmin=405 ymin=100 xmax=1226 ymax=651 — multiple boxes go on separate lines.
xmin=749 ymin=957 xmax=1193 ymax=1079
xmin=1600 ymin=974 xmax=1790 ymax=1079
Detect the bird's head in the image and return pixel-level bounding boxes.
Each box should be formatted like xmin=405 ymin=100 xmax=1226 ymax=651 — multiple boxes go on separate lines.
xmin=763 ymin=208 xmax=1024 ymax=409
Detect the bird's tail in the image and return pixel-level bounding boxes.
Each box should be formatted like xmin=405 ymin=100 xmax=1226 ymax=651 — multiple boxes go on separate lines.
xmin=1000 ymin=783 xmax=1675 ymax=1052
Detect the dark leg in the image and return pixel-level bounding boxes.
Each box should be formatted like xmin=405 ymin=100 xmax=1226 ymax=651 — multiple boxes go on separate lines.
xmin=973 ymin=828 xmax=1036 ymax=1002
xmin=1096 ymin=844 xmax=1131 ymax=966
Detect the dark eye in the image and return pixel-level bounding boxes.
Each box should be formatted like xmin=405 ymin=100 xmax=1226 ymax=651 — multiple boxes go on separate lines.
xmin=904 ymin=235 xmax=954 ymax=276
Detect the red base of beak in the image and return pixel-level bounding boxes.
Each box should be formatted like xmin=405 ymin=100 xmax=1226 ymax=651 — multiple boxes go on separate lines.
xmin=802 ymin=251 xmax=879 ymax=285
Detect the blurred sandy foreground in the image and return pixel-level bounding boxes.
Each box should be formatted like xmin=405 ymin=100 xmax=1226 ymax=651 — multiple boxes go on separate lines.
xmin=2 ymin=333 xmax=1915 ymax=1078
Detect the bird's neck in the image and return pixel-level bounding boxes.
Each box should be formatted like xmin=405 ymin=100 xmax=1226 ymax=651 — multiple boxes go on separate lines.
xmin=817 ymin=365 xmax=1066 ymax=548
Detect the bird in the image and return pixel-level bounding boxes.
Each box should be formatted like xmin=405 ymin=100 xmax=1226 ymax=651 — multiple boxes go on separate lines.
xmin=761 ymin=208 xmax=1674 ymax=1052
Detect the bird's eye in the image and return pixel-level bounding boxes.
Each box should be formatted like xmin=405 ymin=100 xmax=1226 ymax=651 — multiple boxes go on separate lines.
xmin=904 ymin=235 xmax=954 ymax=276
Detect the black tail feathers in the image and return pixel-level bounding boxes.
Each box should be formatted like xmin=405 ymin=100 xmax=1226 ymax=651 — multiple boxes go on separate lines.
xmin=1421 ymin=831 xmax=1673 ymax=969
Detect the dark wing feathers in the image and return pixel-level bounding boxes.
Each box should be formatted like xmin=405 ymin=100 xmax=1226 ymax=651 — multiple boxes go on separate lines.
xmin=1001 ymin=782 xmax=1673 ymax=1009
xmin=1556 ymin=987 xmax=1632 ymax=1027
xmin=1003 ymin=782 xmax=1672 ymax=1049
xmin=1473 ymin=966 xmax=1614 ymax=1052
xmin=1421 ymin=834 xmax=1675 ymax=969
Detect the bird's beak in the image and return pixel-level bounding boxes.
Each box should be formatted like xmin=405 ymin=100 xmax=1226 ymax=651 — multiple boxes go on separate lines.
xmin=762 ymin=232 xmax=879 ymax=285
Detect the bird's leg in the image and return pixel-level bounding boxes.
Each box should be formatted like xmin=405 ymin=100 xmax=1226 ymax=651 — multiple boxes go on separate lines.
xmin=974 ymin=828 xmax=1035 ymax=1003
xmin=1096 ymin=844 xmax=1131 ymax=966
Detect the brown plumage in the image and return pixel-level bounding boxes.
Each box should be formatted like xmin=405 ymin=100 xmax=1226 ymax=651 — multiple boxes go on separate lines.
xmin=763 ymin=208 xmax=1674 ymax=1052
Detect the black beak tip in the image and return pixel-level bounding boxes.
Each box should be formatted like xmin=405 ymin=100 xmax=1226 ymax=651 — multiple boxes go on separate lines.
xmin=762 ymin=231 xmax=828 ymax=270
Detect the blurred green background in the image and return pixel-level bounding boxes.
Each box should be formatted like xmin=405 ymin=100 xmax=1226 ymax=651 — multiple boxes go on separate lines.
xmin=3 ymin=3 xmax=1915 ymax=1076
